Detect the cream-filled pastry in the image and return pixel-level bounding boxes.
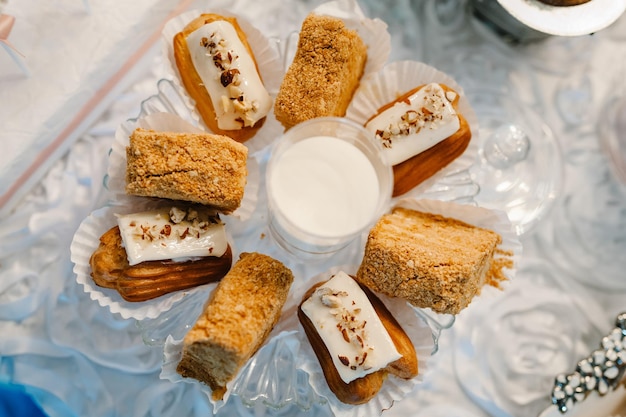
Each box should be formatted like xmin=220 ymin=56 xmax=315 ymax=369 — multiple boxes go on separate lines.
xmin=185 ymin=20 xmax=272 ymax=130
xmin=366 ymin=83 xmax=460 ymax=166
xmin=301 ymin=271 xmax=402 ymax=383
xmin=364 ymin=83 xmax=471 ymax=197
xmin=90 ymin=205 xmax=232 ymax=302
xmin=173 ymin=14 xmax=271 ymax=142
xmin=116 ymin=206 xmax=228 ymax=266
xmin=298 ymin=272 xmax=417 ymax=404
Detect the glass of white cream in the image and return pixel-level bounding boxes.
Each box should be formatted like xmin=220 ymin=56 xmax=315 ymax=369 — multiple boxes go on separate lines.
xmin=266 ymin=117 xmax=393 ymax=258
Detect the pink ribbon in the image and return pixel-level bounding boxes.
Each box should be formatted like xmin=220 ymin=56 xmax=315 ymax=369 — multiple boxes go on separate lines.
xmin=0 ymin=14 xmax=24 ymax=57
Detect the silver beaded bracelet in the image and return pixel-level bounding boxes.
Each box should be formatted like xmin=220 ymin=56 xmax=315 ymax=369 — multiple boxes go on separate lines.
xmin=551 ymin=312 xmax=626 ymax=413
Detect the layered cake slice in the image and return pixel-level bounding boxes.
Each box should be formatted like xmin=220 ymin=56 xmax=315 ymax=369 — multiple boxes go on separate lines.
xmin=125 ymin=128 xmax=248 ymax=213
xmin=274 ymin=13 xmax=367 ymax=129
xmin=176 ymin=252 xmax=294 ymax=400
xmin=356 ymin=207 xmax=502 ymax=315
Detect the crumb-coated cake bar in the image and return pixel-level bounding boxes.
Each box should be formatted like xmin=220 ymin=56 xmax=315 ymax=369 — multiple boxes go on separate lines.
xmin=125 ymin=128 xmax=248 ymax=213
xmin=274 ymin=13 xmax=367 ymax=129
xmin=356 ymin=207 xmax=502 ymax=315
xmin=176 ymin=252 xmax=294 ymax=400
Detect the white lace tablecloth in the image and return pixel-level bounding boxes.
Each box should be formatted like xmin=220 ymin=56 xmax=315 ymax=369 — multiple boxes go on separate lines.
xmin=0 ymin=0 xmax=625 ymax=416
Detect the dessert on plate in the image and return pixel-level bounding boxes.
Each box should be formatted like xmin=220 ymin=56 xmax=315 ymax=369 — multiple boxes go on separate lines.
xmin=274 ymin=13 xmax=367 ymax=129
xmin=172 ymin=13 xmax=273 ymax=142
xmin=298 ymin=271 xmax=418 ymax=404
xmin=176 ymin=252 xmax=294 ymax=400
xmin=356 ymin=206 xmax=503 ymax=315
xmin=90 ymin=205 xmax=233 ymax=302
xmin=125 ymin=128 xmax=248 ymax=214
xmin=364 ymin=82 xmax=472 ymax=197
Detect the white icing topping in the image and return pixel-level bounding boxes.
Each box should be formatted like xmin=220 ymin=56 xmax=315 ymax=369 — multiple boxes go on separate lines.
xmin=365 ymin=83 xmax=461 ymax=166
xmin=268 ymin=136 xmax=379 ymax=238
xmin=116 ymin=206 xmax=228 ymax=266
xmin=186 ymin=20 xmax=272 ymax=130
xmin=301 ymin=271 xmax=402 ymax=384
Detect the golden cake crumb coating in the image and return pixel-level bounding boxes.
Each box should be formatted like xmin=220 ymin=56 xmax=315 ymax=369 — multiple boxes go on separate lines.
xmin=356 ymin=207 xmax=502 ymax=315
xmin=125 ymin=128 xmax=248 ymax=213
xmin=176 ymin=252 xmax=294 ymax=400
xmin=274 ymin=13 xmax=367 ymax=129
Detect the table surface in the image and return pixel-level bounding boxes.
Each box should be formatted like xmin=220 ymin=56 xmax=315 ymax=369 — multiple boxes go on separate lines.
xmin=1 ymin=0 xmax=625 ymax=416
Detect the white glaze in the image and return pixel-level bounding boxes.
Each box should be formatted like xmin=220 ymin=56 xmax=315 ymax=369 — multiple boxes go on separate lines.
xmin=116 ymin=206 xmax=228 ymax=266
xmin=268 ymin=136 xmax=379 ymax=237
xmin=365 ymin=83 xmax=460 ymax=166
xmin=301 ymin=271 xmax=401 ymax=384
xmin=186 ymin=20 xmax=272 ymax=130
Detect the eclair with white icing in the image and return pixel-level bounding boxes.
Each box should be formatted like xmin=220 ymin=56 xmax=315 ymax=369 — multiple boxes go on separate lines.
xmin=173 ymin=14 xmax=272 ymax=143
xmin=365 ymin=83 xmax=471 ymax=197
xmin=298 ymin=271 xmax=417 ymax=405
xmin=90 ymin=205 xmax=232 ymax=302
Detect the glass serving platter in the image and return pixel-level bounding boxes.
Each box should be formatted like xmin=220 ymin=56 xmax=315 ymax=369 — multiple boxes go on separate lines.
xmin=70 ymin=75 xmax=496 ymax=413
xmin=69 ymin=2 xmax=525 ymax=413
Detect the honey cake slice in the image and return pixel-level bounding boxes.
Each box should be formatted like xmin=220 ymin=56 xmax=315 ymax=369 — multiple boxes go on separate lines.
xmin=125 ymin=128 xmax=248 ymax=213
xmin=356 ymin=207 xmax=501 ymax=315
xmin=274 ymin=13 xmax=367 ymax=129
xmin=176 ymin=252 xmax=294 ymax=400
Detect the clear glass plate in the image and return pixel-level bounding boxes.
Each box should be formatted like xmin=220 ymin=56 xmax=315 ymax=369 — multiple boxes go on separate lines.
xmin=467 ymin=87 xmax=563 ymax=236
xmin=76 ymin=86 xmax=499 ymax=414
xmin=452 ymin=257 xmax=606 ymax=417
xmin=598 ymin=94 xmax=626 ymax=185
xmin=542 ymin=143 xmax=626 ymax=291
xmin=73 ymin=3 xmax=516 ymax=413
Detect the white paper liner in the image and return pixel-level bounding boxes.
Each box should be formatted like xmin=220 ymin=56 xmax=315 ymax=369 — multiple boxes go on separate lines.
xmin=107 ymin=112 xmax=259 ymax=222
xmin=310 ymin=0 xmax=391 ymax=77
xmin=70 ymin=203 xmax=227 ymax=320
xmin=392 ymin=198 xmax=522 ymax=288
xmin=294 ymin=265 xmax=435 ymax=417
xmin=161 ymin=9 xmax=284 ymax=155
xmin=345 ymin=60 xmax=480 ymax=198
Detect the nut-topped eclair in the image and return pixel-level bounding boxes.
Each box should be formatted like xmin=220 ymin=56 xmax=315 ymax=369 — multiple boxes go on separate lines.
xmin=298 ymin=271 xmax=418 ymax=404
xmin=365 ymin=82 xmax=471 ymax=197
xmin=90 ymin=205 xmax=233 ymax=302
xmin=173 ymin=13 xmax=272 ymax=142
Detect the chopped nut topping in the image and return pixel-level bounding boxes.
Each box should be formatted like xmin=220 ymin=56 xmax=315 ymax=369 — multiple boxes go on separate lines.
xmin=313 ymin=283 xmax=374 ymax=371
xmin=375 ymin=83 xmax=454 ymax=148
xmin=129 ymin=206 xmax=222 ymax=244
xmin=199 ymin=28 xmax=258 ymax=126
xmin=170 ymin=207 xmax=187 ymax=224
xmin=221 ymin=68 xmax=241 ymax=87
